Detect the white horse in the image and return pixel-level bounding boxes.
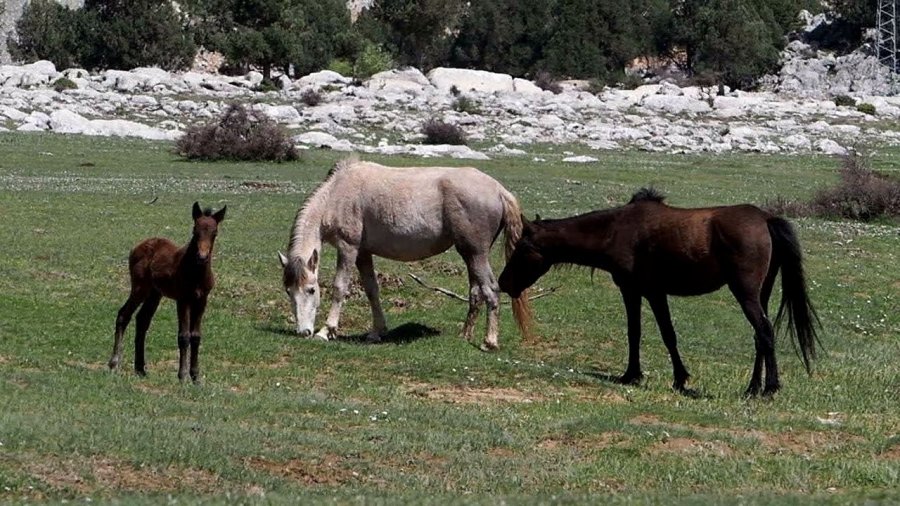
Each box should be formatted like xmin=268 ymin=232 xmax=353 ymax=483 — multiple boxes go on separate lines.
xmin=278 ymin=158 xmax=532 ymax=350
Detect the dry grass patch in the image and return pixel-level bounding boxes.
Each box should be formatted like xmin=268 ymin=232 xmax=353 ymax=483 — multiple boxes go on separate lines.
xmin=244 ymin=455 xmax=356 ymax=486
xmin=25 ymin=455 xmax=220 ymax=495
xmin=405 ymin=382 xmax=544 ymax=404
xmin=650 ymin=437 xmax=733 ymax=457
xmin=538 ymin=431 xmax=631 ymax=452
xmin=629 ymin=414 xmax=864 ymax=456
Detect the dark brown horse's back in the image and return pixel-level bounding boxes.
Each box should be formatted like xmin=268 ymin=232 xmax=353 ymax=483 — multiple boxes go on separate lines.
xmin=128 ymin=237 xmax=184 ymax=298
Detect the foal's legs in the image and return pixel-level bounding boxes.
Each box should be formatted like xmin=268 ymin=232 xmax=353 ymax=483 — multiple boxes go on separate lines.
xmin=317 ymin=243 xmax=357 ymax=340
xmin=462 ymin=253 xmax=500 ymax=351
xmin=646 ymin=294 xmax=691 ymax=392
xmin=356 ymin=252 xmax=387 ymax=342
xmin=618 ymin=287 xmax=644 ymax=384
xmin=109 ymin=288 xmax=147 ymax=370
xmin=188 ymin=296 xmax=207 ymax=383
xmin=133 ymin=291 xmax=162 ymax=376
xmin=176 ymin=300 xmax=192 ymax=382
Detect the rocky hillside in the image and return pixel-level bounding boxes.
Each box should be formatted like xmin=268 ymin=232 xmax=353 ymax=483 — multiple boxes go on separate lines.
xmin=2 ymin=61 xmax=898 ymax=161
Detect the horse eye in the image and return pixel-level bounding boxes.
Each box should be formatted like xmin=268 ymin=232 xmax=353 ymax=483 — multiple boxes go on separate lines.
xmin=306 ymin=287 xmax=316 ymax=295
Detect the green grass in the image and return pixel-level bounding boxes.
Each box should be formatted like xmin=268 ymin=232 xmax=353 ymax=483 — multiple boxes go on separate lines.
xmin=0 ymin=133 xmax=898 ymax=504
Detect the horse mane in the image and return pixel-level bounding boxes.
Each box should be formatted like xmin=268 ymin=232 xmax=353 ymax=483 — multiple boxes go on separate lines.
xmin=287 ymin=155 xmax=360 ymax=254
xmin=202 ymin=207 xmax=214 ymax=216
xmin=629 ymin=187 xmax=666 ymax=204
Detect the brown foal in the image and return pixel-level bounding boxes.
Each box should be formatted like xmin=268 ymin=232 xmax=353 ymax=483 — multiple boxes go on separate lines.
xmin=108 ymin=202 xmax=226 ymax=383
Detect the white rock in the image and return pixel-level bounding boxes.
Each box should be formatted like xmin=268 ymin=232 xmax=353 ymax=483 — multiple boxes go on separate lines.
xmin=296 ymin=70 xmax=352 ymax=88
xmin=641 ymin=94 xmax=712 ymax=115
xmin=366 ymin=68 xmax=432 ymax=95
xmin=816 ymin=139 xmax=847 ymax=155
xmin=562 ymin=155 xmax=598 ymax=163
xmin=293 ymin=131 xmax=354 ymax=151
xmin=427 ymin=67 xmax=514 ymax=93
xmin=513 ymin=78 xmax=543 ymax=95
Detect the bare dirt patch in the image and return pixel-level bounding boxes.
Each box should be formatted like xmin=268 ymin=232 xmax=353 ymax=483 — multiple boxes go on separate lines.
xmin=406 ymin=382 xmax=544 ymax=404
xmin=879 ymin=444 xmax=900 ymax=460
xmin=25 ymin=455 xmax=219 ymax=494
xmin=650 ymin=437 xmax=733 ymax=457
xmin=0 ymin=354 xmax=10 ymax=364
xmin=63 ymin=360 xmax=107 ymax=371
xmin=629 ymin=414 xmax=863 ymax=456
xmin=538 ymin=431 xmax=631 ymax=452
xmin=244 ymin=455 xmax=355 ymax=486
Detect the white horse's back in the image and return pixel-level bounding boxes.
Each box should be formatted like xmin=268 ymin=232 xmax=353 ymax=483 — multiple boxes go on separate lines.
xmin=322 ymin=162 xmax=508 ymax=261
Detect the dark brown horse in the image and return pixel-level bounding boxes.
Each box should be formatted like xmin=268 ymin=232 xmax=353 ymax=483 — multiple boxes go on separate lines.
xmin=108 ymin=202 xmax=226 ymax=383
xmin=498 ymin=188 xmax=820 ymax=396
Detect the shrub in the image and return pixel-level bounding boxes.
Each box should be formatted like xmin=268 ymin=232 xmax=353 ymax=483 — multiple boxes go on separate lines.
xmin=857 ymin=103 xmax=876 ymax=115
xmin=52 ymin=77 xmax=78 ymax=92
xmin=300 ymin=89 xmax=322 ymax=107
xmin=254 ymin=79 xmax=279 ymax=93
xmin=833 ymin=95 xmax=856 ymax=107
xmin=449 ymin=85 xmax=461 ymax=97
xmin=812 ymin=153 xmax=900 ymax=221
xmin=451 ymin=95 xmax=479 ymax=114
xmin=765 ymin=153 xmax=900 ymax=222
xmin=327 ymin=58 xmax=354 ymax=77
xmin=176 ymin=104 xmax=299 ymax=162
xmin=534 ymin=71 xmax=562 ymax=94
xmin=421 ymin=119 xmax=466 ymax=145
xmin=354 ymin=42 xmax=394 ymax=80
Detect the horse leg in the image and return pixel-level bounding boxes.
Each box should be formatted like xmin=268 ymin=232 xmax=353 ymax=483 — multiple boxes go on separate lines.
xmin=356 ymin=252 xmax=387 ymax=342
xmin=133 ymin=291 xmax=161 ymax=376
xmin=188 ymin=296 xmax=207 ymax=384
xmin=730 ymin=283 xmax=779 ymax=396
xmin=317 ymin=244 xmax=357 ymax=340
xmin=176 ymin=300 xmax=191 ymax=382
xmin=462 ymin=253 xmax=499 ymax=351
xmin=618 ymin=287 xmax=644 ymax=384
xmin=746 ymin=265 xmax=779 ymax=396
xmin=646 ymin=294 xmax=691 ymax=392
xmin=109 ymin=289 xmax=146 ymax=370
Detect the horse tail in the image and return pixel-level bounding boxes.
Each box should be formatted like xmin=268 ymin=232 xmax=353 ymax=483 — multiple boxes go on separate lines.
xmin=499 ymin=188 xmax=534 ymax=341
xmin=768 ymin=217 xmax=821 ymax=375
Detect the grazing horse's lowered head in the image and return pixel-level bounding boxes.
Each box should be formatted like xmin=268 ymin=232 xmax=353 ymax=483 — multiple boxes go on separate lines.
xmin=278 ymin=249 xmax=320 ymax=337
xmin=498 ymin=217 xmax=553 ymax=299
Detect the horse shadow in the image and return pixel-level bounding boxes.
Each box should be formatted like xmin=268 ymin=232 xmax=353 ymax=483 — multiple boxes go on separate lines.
xmin=341 ymin=322 xmax=441 ymax=345
xmin=259 ymin=322 xmax=441 ymax=345
xmin=581 ymin=365 xmax=707 ymax=399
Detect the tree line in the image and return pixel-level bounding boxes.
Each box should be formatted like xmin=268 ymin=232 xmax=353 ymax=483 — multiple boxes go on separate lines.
xmin=8 ymin=0 xmax=877 ymax=90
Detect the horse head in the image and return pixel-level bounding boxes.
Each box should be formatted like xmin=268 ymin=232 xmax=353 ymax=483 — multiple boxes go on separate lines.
xmin=191 ymin=202 xmax=226 ymax=264
xmin=278 ymin=249 xmax=320 ymax=337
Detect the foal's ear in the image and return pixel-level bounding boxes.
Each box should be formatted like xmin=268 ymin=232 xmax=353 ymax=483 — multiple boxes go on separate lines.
xmin=192 ymin=201 xmax=202 ymax=220
xmin=307 ymin=249 xmax=319 ymax=271
xmin=213 ymin=205 xmax=227 ymax=223
xmin=278 ymin=251 xmax=289 ymax=268
xmin=534 ymin=213 xmax=542 ymax=222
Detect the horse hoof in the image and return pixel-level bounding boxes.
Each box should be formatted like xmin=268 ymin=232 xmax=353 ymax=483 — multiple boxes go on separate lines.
xmin=617 ymin=373 xmax=643 ymax=385
xmin=478 ymin=342 xmax=499 ymax=352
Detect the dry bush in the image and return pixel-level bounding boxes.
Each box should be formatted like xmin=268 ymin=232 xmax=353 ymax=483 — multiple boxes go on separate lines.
xmin=534 ymin=71 xmax=562 ymax=94
xmin=421 ymin=119 xmax=466 ymax=145
xmin=812 ymin=153 xmax=900 ymax=221
xmin=766 ymin=153 xmax=900 ymax=222
xmin=176 ymin=104 xmax=298 ymax=162
xmin=300 ymin=89 xmax=322 ymax=106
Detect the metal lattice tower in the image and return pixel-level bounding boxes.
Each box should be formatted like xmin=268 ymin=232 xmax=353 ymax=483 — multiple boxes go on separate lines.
xmin=878 ymin=0 xmax=899 ymax=72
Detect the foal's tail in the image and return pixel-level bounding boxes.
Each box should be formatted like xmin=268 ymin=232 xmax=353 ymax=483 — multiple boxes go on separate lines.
xmin=500 ymin=188 xmax=534 ymax=341
xmin=768 ymin=217 xmax=822 ymax=374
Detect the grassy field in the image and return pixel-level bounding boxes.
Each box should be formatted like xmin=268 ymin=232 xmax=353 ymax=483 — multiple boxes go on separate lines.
xmin=0 ymin=132 xmax=898 ymax=504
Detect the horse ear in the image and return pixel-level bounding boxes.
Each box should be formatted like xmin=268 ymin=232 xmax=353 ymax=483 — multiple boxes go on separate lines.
xmin=307 ymin=249 xmax=319 ymax=271
xmin=192 ymin=201 xmax=202 ymax=220
xmin=278 ymin=251 xmax=288 ymax=268
xmin=534 ymin=213 xmax=542 ymax=221
xmin=521 ymin=215 xmax=534 ymax=236
xmin=213 ymin=205 xmax=227 ymax=223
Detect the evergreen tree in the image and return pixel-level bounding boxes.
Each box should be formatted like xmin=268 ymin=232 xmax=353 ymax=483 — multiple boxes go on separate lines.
xmin=450 ymin=0 xmax=557 ymax=76
xmin=356 ymin=0 xmax=466 ymax=70
xmin=8 ymin=0 xmax=94 ymax=68
xmin=83 ymin=0 xmax=196 ymax=70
